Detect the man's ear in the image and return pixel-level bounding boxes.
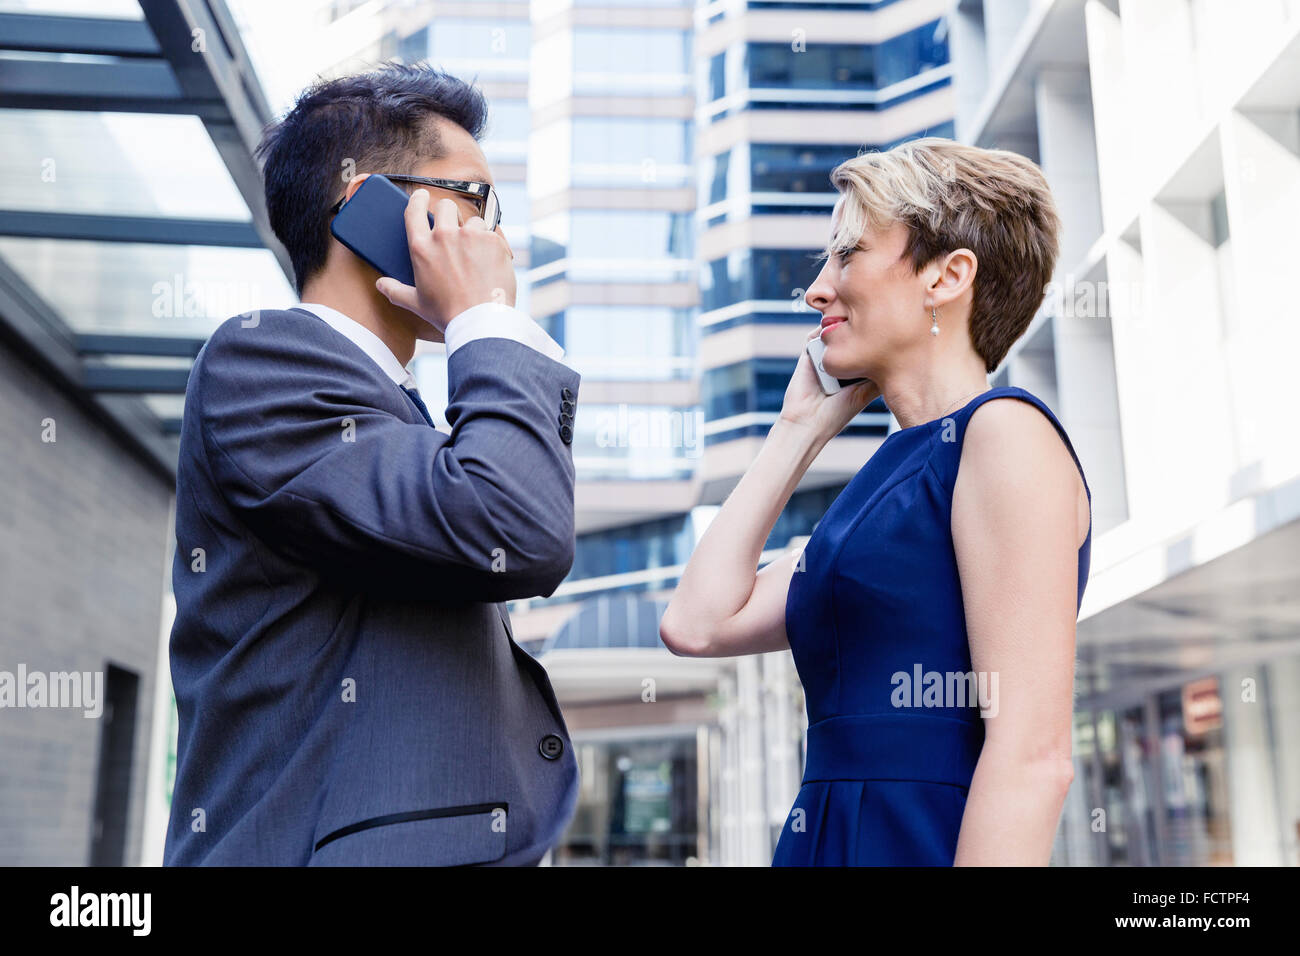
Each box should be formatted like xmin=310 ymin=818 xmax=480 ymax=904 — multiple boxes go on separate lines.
xmin=342 ymin=172 xmax=370 ymax=204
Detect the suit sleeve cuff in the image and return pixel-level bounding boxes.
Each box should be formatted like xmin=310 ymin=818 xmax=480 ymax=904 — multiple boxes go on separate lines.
xmin=443 ymin=302 xmax=565 ymax=363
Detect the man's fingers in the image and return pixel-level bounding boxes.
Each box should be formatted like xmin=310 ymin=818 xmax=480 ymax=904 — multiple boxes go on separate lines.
xmin=403 ymin=189 xmax=432 ymax=252
xmin=432 ymin=197 xmax=462 ymax=235
xmin=375 ymin=276 xmax=420 ymax=313
xmin=463 ymin=215 xmax=488 ymax=232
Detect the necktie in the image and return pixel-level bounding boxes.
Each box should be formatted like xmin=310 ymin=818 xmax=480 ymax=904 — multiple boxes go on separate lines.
xmin=401 ymin=385 xmax=435 ymax=427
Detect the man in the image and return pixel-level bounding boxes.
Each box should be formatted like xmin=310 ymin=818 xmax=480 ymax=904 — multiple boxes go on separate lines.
xmin=164 ymin=64 xmax=580 ymax=865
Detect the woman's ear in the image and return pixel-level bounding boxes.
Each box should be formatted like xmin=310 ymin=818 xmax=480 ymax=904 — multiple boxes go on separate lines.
xmin=929 ymin=249 xmax=977 ymax=302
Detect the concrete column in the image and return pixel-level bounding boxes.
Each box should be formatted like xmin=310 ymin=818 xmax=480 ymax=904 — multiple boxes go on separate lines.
xmin=1035 ymin=66 xmax=1103 ymax=271
xmin=948 ymin=0 xmax=990 ymax=141
xmin=1264 ymin=656 xmax=1300 ymax=866
xmin=1221 ymin=666 xmax=1284 ymax=865
xmin=735 ymin=653 xmax=767 ymax=865
xmin=761 ymin=650 xmax=803 ymax=855
xmin=1034 ymin=65 xmax=1128 ymax=535
xmin=982 ymin=0 xmax=1032 ymax=84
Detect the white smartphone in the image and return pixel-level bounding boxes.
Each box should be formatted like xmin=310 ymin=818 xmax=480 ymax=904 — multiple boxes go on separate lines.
xmin=806 ymin=335 xmax=869 ymax=395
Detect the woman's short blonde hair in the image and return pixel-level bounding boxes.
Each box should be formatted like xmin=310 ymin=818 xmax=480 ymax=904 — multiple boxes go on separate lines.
xmin=823 ymin=137 xmax=1061 ymax=374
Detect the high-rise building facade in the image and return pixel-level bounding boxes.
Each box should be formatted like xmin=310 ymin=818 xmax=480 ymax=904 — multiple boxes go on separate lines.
xmin=947 ymin=0 xmax=1300 ymax=865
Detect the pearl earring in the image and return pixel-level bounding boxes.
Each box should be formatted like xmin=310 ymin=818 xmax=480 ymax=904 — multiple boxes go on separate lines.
xmin=930 ymin=306 xmax=939 ymax=336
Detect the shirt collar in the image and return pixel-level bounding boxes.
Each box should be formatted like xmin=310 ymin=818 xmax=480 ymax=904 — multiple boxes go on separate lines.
xmin=294 ymin=301 xmax=418 ymax=390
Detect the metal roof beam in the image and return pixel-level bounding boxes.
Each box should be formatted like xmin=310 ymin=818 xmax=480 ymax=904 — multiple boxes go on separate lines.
xmin=82 ymin=365 xmax=191 ymax=394
xmin=0 ymin=210 xmax=263 ymax=247
xmin=0 ymin=57 xmax=197 ymax=114
xmin=75 ymin=333 xmax=207 ymax=358
xmin=0 ymin=12 xmax=161 ymax=57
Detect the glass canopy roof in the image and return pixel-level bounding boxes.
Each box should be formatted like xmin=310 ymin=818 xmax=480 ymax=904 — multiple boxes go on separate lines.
xmin=0 ymin=110 xmax=252 ymax=219
xmin=0 ymin=0 xmax=295 ymax=473
xmin=0 ymin=0 xmax=143 ymax=17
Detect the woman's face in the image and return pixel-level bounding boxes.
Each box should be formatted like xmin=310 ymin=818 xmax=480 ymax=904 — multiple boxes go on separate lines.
xmin=803 ymin=211 xmax=933 ymax=380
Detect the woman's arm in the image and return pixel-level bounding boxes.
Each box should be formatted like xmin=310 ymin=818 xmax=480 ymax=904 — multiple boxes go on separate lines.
xmin=949 ymin=398 xmax=1084 ymax=865
xmin=660 ymin=329 xmax=879 ymax=658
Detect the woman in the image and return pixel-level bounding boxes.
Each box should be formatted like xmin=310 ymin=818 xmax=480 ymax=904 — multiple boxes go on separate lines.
xmin=660 ymin=138 xmax=1092 ymax=866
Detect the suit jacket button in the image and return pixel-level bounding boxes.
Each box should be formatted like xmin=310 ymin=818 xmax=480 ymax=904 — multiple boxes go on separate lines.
xmin=561 ymin=399 xmax=575 ymax=415
xmin=539 ymin=734 xmax=564 ymax=760
xmin=560 ymin=424 xmax=573 ymax=444
xmin=561 ymin=386 xmax=574 ymax=401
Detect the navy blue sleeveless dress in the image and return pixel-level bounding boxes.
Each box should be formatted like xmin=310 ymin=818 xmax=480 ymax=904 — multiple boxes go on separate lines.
xmin=771 ymin=386 xmax=1092 ymax=866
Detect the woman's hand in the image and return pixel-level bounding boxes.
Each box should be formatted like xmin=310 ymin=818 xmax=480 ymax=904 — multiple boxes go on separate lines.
xmin=778 ymin=327 xmax=882 ymax=441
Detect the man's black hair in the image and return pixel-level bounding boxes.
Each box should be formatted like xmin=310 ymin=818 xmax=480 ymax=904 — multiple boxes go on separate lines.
xmin=255 ymin=63 xmax=488 ymax=295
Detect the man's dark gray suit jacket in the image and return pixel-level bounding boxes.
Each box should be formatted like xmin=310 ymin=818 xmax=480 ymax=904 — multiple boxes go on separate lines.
xmin=163 ymin=306 xmax=581 ymax=865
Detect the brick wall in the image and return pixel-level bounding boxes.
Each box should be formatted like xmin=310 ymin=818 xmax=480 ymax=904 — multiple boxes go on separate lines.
xmin=0 ymin=339 xmax=173 ymax=865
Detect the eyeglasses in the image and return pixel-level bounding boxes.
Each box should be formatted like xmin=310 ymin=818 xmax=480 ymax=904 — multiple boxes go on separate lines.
xmin=329 ymin=174 xmax=501 ymax=231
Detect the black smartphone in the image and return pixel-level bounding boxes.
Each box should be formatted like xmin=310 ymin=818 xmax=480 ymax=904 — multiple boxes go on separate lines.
xmin=329 ymin=174 xmax=434 ymax=287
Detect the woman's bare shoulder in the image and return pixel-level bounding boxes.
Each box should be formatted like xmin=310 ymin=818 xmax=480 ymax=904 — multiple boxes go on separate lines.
xmin=953 ymin=397 xmax=1086 ymax=542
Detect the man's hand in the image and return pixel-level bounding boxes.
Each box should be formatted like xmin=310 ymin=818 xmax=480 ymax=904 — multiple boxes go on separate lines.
xmin=375 ymin=190 xmax=517 ymax=333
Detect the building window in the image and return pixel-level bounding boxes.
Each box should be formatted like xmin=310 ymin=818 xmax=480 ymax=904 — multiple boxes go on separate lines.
xmin=701 ymin=248 xmax=824 ymax=312
xmin=706 ymin=20 xmax=949 ymax=102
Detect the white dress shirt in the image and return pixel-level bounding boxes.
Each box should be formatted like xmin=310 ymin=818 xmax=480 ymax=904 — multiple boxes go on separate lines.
xmin=293 ymin=301 xmax=566 ymax=390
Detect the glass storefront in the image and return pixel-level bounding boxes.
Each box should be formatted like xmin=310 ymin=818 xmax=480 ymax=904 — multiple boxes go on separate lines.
xmin=1058 ymin=664 xmax=1299 ymax=866
xmin=553 ymin=734 xmax=702 ymax=866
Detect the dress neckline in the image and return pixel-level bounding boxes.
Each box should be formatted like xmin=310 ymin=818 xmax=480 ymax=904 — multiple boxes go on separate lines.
xmin=885 ymin=385 xmax=1004 ymax=439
